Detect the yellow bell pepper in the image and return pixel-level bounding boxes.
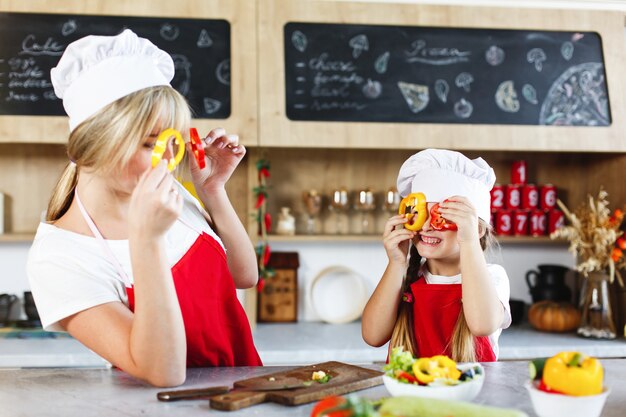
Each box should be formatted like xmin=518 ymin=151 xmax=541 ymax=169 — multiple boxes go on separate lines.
xmin=398 ymin=192 xmax=427 ymax=231
xmin=542 ymin=351 xmax=603 ymax=396
xmin=412 ymin=355 xmax=461 ymax=385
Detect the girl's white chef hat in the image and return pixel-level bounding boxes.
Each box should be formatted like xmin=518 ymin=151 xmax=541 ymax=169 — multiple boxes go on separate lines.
xmin=397 ymin=148 xmax=496 ymax=222
xmin=51 ymin=29 xmax=175 ymax=132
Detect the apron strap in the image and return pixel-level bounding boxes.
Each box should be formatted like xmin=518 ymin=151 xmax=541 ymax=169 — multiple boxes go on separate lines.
xmin=75 ymin=190 xmax=132 ymax=287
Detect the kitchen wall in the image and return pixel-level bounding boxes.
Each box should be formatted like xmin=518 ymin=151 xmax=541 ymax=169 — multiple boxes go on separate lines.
xmin=0 ymin=0 xmax=622 ymax=319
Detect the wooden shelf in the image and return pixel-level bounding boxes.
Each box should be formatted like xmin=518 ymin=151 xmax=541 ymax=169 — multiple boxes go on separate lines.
xmin=268 ymin=234 xmax=568 ymax=245
xmin=0 ymin=232 xmax=36 ymax=242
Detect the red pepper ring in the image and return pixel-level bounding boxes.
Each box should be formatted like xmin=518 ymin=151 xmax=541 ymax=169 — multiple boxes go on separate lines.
xmin=429 ymin=202 xmax=458 ymax=231
xmin=189 ymin=128 xmax=206 ymax=169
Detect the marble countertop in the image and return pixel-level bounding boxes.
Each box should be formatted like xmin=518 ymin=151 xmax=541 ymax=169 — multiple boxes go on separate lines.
xmin=1 ymin=360 xmax=625 ymax=417
xmin=1 ymin=322 xmax=625 ymax=368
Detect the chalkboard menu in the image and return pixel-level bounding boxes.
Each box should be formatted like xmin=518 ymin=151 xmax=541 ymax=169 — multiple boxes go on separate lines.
xmin=284 ymin=22 xmax=610 ymax=126
xmin=0 ymin=12 xmax=230 ymax=118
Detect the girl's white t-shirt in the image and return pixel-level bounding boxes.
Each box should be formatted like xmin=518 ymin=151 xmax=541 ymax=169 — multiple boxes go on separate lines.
xmin=421 ymin=263 xmax=512 ymax=359
xmin=27 ymin=183 xmax=223 ymax=332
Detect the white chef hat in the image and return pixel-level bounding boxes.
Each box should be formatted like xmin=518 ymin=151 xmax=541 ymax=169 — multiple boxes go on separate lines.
xmin=397 ymin=149 xmax=496 ymax=222
xmin=51 ymin=29 xmax=175 ymax=132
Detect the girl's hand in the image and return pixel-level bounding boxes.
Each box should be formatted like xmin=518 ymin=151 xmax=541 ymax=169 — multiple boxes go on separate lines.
xmin=188 ymin=127 xmax=246 ymax=192
xmin=437 ymin=196 xmax=480 ymax=244
xmin=383 ymin=215 xmax=416 ymax=265
xmin=128 ymin=161 xmax=183 ymax=240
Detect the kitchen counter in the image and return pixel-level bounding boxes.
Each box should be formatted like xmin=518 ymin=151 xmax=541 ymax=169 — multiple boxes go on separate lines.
xmin=1 ymin=360 xmax=625 ymax=417
xmin=1 ymin=322 xmax=625 ymax=368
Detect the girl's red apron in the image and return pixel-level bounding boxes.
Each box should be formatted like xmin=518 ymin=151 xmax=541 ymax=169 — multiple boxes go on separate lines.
xmin=410 ymin=278 xmax=496 ymax=362
xmin=76 ymin=191 xmax=262 ymax=367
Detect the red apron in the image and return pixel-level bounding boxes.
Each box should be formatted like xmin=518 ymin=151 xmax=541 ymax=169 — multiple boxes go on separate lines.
xmin=75 ymin=190 xmax=261 ymax=367
xmin=126 ymin=232 xmax=262 ymax=367
xmin=410 ymin=278 xmax=496 ymax=362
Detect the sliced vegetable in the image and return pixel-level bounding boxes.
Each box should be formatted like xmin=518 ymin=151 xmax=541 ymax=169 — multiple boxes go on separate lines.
xmin=528 ymin=357 xmax=548 ymax=381
xmin=310 ymin=396 xmax=353 ymax=417
xmin=383 ymin=347 xmax=415 ymax=376
xmin=189 ymin=127 xmax=206 ymax=169
xmin=393 ymin=370 xmax=418 ymax=384
xmin=398 ymin=193 xmax=427 ymax=231
xmin=429 ymin=202 xmax=457 ymax=231
xmin=537 ymin=379 xmax=564 ymax=394
xmin=412 ymin=355 xmax=461 ymax=385
xmin=310 ymin=395 xmax=377 ymax=417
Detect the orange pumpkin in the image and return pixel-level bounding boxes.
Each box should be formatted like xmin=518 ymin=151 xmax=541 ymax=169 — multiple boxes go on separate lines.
xmin=528 ymin=301 xmax=581 ymax=332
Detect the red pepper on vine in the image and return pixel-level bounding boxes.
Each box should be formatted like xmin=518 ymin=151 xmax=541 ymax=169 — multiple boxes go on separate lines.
xmin=254 ymin=159 xmax=273 ymax=292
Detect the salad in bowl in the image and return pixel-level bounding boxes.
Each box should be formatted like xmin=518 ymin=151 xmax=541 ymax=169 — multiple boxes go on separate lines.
xmin=382 ymin=347 xmax=484 ymax=401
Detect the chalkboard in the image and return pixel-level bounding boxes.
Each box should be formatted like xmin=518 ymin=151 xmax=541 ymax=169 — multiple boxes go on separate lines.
xmin=284 ymin=22 xmax=610 ymax=126
xmin=0 ymin=12 xmax=230 ymax=118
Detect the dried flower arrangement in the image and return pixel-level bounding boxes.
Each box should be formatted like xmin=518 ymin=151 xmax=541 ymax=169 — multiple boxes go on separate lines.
xmin=550 ymin=189 xmax=625 ymax=286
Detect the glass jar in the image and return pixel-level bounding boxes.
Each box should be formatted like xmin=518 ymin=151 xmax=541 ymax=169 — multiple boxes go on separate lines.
xmin=577 ymin=271 xmax=617 ymax=339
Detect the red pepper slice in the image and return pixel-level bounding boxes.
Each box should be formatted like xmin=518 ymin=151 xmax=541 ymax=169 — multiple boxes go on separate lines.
xmin=538 ymin=378 xmax=565 ymax=395
xmin=189 ymin=128 xmax=206 ymax=169
xmin=394 ymin=370 xmax=419 ymax=385
xmin=429 ymin=202 xmax=458 ymax=231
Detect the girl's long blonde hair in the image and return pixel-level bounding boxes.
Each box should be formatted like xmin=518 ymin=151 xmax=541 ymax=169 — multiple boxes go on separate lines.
xmin=389 ymin=220 xmax=495 ymax=362
xmin=46 ymin=86 xmax=191 ymax=222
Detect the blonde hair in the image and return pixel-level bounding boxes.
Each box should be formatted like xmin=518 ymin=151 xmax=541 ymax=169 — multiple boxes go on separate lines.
xmin=389 ymin=220 xmax=496 ymax=362
xmin=46 ymin=86 xmax=191 ymax=222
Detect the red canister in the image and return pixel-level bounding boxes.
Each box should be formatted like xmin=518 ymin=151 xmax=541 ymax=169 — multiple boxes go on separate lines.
xmin=490 ymin=184 xmax=505 ymax=210
xmin=495 ymin=209 xmax=513 ymax=236
xmin=529 ymin=209 xmax=547 ymax=236
xmin=513 ymin=209 xmax=529 ymax=236
xmin=548 ymin=209 xmax=565 ymax=234
xmin=511 ymin=160 xmax=527 ymax=185
xmin=505 ymin=184 xmax=521 ymax=209
xmin=521 ymin=184 xmax=539 ymax=209
xmin=540 ymin=184 xmax=557 ymax=210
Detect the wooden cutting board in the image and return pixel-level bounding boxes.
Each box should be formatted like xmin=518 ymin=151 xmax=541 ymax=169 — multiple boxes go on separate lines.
xmin=209 ymin=361 xmax=383 ymax=411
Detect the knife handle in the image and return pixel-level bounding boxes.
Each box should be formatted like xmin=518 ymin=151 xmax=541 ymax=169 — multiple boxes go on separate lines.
xmin=157 ymin=386 xmax=230 ymax=401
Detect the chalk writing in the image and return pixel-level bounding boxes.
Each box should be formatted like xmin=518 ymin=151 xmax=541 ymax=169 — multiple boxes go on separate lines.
xmin=405 ymin=40 xmax=471 ymax=65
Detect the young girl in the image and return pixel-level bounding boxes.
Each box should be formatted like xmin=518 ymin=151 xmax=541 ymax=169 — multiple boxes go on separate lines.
xmin=27 ymin=30 xmax=261 ymax=387
xmin=362 ymin=149 xmax=511 ymax=362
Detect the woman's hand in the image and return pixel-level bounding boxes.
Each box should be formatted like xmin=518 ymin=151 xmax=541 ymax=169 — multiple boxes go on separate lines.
xmin=188 ymin=127 xmax=246 ymax=193
xmin=383 ymin=215 xmax=416 ymax=266
xmin=436 ymin=196 xmax=480 ymax=244
xmin=128 ymin=161 xmax=183 ymax=240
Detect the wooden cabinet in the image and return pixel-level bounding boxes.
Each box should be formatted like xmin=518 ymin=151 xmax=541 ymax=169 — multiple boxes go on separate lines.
xmin=0 ymin=0 xmax=258 ymax=145
xmin=0 ymin=0 xmax=257 ymax=237
xmin=258 ymin=0 xmax=626 ymax=151
xmin=247 ymin=147 xmax=626 ymax=241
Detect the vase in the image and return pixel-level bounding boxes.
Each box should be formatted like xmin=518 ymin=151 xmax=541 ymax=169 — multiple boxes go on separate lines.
xmin=577 ymin=271 xmax=617 ymax=339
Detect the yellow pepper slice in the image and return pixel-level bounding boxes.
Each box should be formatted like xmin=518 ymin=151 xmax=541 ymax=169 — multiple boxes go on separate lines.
xmin=412 ymin=355 xmax=461 ymax=385
xmin=151 ymin=128 xmax=185 ymax=171
xmin=543 ymin=351 xmax=603 ymax=396
xmin=398 ymin=192 xmax=427 ymax=231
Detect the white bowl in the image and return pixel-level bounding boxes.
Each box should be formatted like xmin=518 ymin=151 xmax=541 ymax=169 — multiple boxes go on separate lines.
xmin=525 ymin=381 xmax=610 ymax=417
xmin=382 ymin=363 xmax=484 ymax=402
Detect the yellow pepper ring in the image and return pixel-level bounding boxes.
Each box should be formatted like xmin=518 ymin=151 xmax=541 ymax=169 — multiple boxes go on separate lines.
xmin=398 ymin=192 xmax=427 ymax=231
xmin=151 ymin=128 xmax=185 ymax=172
xmin=412 ymin=355 xmax=461 ymax=385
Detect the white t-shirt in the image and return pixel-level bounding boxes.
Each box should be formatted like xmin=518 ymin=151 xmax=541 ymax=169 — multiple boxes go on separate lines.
xmin=27 ymin=183 xmax=224 ymax=332
xmin=421 ymin=263 xmax=512 ymax=359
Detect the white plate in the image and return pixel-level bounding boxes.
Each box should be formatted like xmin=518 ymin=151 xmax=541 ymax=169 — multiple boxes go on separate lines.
xmin=383 ymin=363 xmax=485 ymax=402
xmin=308 ymin=266 xmax=369 ymax=324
